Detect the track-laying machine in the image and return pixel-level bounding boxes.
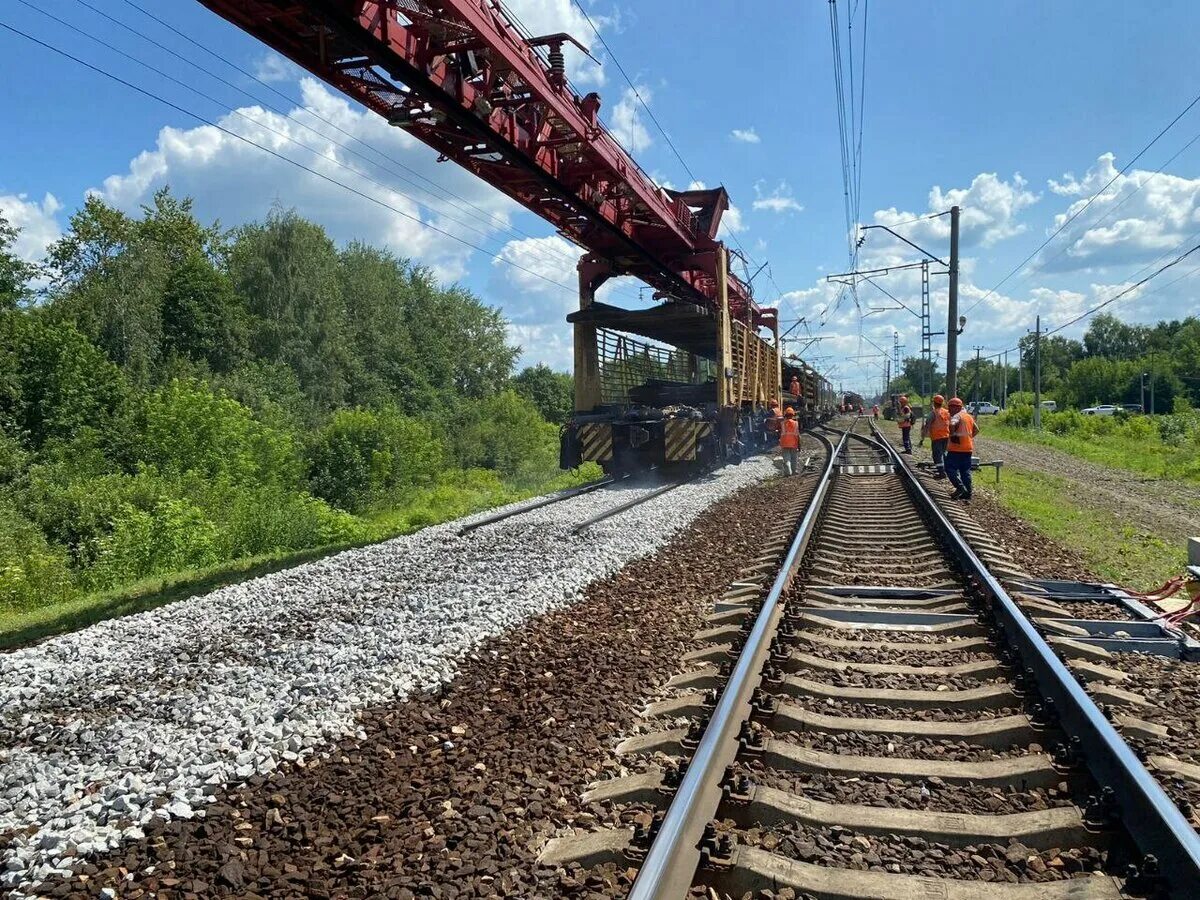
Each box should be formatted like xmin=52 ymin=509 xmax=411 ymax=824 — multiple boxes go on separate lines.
xmin=198 ymin=0 xmax=832 ymax=471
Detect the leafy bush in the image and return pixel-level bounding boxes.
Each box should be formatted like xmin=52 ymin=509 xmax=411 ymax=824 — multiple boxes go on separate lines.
xmin=0 ymin=502 xmax=77 ymax=613
xmin=214 ymin=485 xmax=368 ymax=558
xmin=996 ymin=403 xmax=1033 ymax=428
xmin=87 ymin=497 xmax=220 ymax=589
xmin=1157 ymin=411 xmax=1200 ymax=446
xmin=450 ymin=391 xmax=559 ymax=487
xmin=307 ymin=406 xmax=445 ymax=512
xmin=134 ymin=378 xmax=302 ymax=488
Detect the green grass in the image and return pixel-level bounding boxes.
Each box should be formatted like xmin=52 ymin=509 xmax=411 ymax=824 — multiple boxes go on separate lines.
xmin=982 ymin=418 xmax=1200 ymax=484
xmin=979 ymin=468 xmax=1186 ymax=591
xmin=0 ymin=465 xmax=602 ymax=649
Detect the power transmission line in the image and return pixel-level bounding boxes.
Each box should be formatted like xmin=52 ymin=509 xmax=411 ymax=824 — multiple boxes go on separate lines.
xmin=1046 ymin=241 xmax=1200 ymax=335
xmin=966 ymin=86 xmax=1200 ymax=314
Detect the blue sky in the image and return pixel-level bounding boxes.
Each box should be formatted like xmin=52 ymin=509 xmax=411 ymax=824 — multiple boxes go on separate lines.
xmin=2 ymin=0 xmax=1200 ymax=394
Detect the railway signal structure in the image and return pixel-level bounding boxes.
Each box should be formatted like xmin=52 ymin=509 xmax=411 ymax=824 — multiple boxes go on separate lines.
xmin=198 ymin=0 xmax=831 ymax=471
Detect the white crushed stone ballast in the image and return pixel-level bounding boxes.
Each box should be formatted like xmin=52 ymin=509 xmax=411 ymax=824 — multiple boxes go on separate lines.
xmin=0 ymin=458 xmax=775 ymax=892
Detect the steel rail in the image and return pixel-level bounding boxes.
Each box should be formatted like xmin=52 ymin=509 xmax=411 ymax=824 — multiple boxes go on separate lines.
xmin=627 ymin=427 xmax=846 ymax=898
xmin=455 ymin=475 xmax=620 ymax=536
xmin=569 ymin=476 xmax=694 ymax=535
xmin=869 ymin=419 xmax=1200 ymax=892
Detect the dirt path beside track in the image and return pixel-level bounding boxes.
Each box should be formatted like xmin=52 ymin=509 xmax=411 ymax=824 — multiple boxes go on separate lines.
xmin=976 ymin=431 xmax=1200 ymax=539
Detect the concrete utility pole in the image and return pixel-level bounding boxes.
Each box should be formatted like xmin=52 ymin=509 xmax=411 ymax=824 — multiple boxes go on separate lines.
xmin=972 ymin=346 xmax=983 ymax=404
xmin=1151 ymin=367 xmax=1156 ymax=415
xmin=1002 ymin=350 xmax=1009 ymax=409
xmin=946 ymin=205 xmax=961 ymax=398
xmin=1033 ymin=315 xmax=1043 ymax=430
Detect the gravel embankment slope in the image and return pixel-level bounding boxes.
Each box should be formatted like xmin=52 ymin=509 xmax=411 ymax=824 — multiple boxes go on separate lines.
xmin=1 ymin=456 xmax=782 ymax=894
xmin=30 ymin=469 xmax=809 ymax=899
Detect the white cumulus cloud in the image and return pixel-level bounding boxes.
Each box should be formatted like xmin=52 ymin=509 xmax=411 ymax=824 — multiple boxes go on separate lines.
xmin=94 ymin=78 xmax=521 ymax=283
xmin=0 ymin=192 xmax=62 ymax=262
xmin=253 ymin=52 xmax=298 ymax=84
xmin=1036 ymin=152 xmax=1200 ymax=273
xmin=609 ymin=85 xmax=653 ymax=153
xmin=731 ymin=127 xmax=761 ymax=144
xmin=752 ymin=181 xmax=803 ymax=215
xmin=873 ymin=172 xmax=1039 ymax=249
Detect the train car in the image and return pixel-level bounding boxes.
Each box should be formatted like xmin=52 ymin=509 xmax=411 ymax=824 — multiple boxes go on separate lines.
xmin=781 ymin=361 xmax=834 ymax=428
xmin=561 ymin=255 xmax=830 ymax=472
xmin=841 ymin=391 xmax=866 ymax=413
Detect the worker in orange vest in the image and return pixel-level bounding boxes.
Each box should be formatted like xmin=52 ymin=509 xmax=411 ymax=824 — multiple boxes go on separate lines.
xmin=765 ymin=402 xmax=782 ymax=446
xmin=898 ymin=400 xmax=914 ymax=454
xmin=921 ymin=394 xmax=951 ymax=478
xmin=789 ymin=375 xmax=801 ymax=397
xmin=872 ymin=403 xmax=880 ymax=419
xmin=779 ymin=406 xmax=801 ymax=476
xmin=945 ymin=397 xmax=979 ymax=500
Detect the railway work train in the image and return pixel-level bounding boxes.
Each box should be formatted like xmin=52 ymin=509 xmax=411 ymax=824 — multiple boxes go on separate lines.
xmin=196 ymin=0 xmax=833 ymax=473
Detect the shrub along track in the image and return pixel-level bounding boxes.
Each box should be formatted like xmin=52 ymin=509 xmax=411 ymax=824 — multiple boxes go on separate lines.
xmin=541 ymin=418 xmax=1200 ymax=899
xmin=30 ymin=443 xmax=820 ymax=899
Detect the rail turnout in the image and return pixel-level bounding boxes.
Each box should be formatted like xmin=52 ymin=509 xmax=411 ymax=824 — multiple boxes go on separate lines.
xmin=543 ymin=416 xmax=1200 ymax=898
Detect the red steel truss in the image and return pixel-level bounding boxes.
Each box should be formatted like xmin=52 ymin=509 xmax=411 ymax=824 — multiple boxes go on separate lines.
xmin=196 ymin=0 xmax=775 ymax=329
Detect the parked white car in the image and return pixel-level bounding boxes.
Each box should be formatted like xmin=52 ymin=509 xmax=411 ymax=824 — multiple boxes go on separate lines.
xmin=1081 ymin=404 xmax=1118 ymax=416
xmin=969 ymin=401 xmax=1001 ymax=415
xmin=1040 ymin=400 xmax=1057 ymax=412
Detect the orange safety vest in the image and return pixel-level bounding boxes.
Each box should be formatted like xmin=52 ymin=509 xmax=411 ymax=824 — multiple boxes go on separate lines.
xmin=929 ymin=407 xmax=951 ymax=440
xmin=766 ymin=410 xmax=781 ymax=433
xmin=779 ymin=418 xmax=801 ymax=449
xmin=949 ymin=411 xmax=977 ymax=453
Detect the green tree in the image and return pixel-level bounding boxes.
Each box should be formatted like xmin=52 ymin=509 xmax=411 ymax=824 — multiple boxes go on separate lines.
xmin=0 ymin=313 xmax=129 ymax=448
xmin=512 ymin=364 xmax=574 ymax=424
xmin=899 ymin=356 xmax=941 ymax=396
xmin=228 ymin=208 xmax=350 ymax=413
xmin=1082 ymin=313 xmax=1150 ymax=360
xmin=0 ymin=213 xmax=36 ymax=310
xmin=337 ymin=242 xmax=422 ymax=409
xmin=161 ymin=251 xmax=246 ymax=373
xmin=45 ymin=190 xmax=232 ymax=384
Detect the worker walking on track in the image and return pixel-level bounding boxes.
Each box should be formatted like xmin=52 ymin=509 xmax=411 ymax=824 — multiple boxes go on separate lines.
xmin=945 ymin=397 xmax=979 ymax=501
xmin=898 ymin=397 xmax=914 ymax=453
xmin=779 ymin=406 xmax=801 ymax=476
xmin=921 ymin=394 xmax=951 ymax=478
xmin=762 ymin=402 xmax=780 ymax=447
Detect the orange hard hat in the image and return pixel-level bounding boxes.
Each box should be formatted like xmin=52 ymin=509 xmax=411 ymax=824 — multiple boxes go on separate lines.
xmin=785 ymin=407 xmax=796 ymax=416
xmin=932 ymin=394 xmax=945 ymax=406
xmin=948 ymin=397 xmax=964 ymax=410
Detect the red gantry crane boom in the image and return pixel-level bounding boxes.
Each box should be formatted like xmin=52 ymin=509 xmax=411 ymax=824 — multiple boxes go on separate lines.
xmin=199 ymin=0 xmax=802 ymax=464
xmin=197 ymin=0 xmax=774 ymax=326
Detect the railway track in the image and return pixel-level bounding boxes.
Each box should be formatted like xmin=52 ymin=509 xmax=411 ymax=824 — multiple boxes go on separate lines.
xmin=543 ymin=416 xmax=1200 ymax=899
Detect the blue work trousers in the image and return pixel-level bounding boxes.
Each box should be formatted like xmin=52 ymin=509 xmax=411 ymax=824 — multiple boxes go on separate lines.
xmin=944 ymin=451 xmax=973 ymax=497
